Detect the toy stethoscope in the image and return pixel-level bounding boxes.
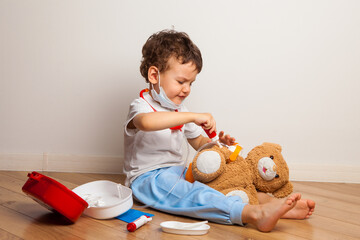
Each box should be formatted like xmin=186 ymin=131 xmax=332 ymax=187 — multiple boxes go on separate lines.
xmin=136 ymin=88 xmax=223 ymax=209
xmin=140 ymin=89 xmax=183 ymax=131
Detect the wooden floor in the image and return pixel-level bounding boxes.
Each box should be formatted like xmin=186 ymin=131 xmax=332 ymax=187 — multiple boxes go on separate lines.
xmin=0 ymin=171 xmax=359 ymax=240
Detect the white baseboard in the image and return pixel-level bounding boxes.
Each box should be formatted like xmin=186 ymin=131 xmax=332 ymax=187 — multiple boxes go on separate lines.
xmin=1 ymin=153 xmax=359 ymax=183
xmin=0 ymin=153 xmax=124 ymax=174
xmin=288 ymin=163 xmax=360 ymax=183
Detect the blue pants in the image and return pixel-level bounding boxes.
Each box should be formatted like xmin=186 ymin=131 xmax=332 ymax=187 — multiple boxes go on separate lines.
xmin=131 ymin=166 xmax=247 ymax=225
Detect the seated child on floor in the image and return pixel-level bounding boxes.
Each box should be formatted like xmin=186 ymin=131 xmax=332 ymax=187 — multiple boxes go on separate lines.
xmin=123 ymin=29 xmax=315 ymax=232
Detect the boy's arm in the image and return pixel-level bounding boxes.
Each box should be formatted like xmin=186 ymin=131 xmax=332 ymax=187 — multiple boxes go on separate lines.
xmin=187 ymin=135 xmax=210 ymax=151
xmin=188 ymin=132 xmax=237 ymax=150
xmin=129 ymin=111 xmax=216 ymax=133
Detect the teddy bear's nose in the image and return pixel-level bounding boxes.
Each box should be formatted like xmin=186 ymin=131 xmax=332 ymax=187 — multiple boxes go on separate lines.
xmin=275 ymin=174 xmax=280 ymax=178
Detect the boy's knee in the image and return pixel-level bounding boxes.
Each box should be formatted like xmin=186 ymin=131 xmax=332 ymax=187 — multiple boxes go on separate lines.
xmin=156 ymin=166 xmax=184 ymax=186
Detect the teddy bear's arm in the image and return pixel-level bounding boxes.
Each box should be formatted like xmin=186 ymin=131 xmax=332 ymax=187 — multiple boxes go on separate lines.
xmin=272 ymin=182 xmax=293 ymax=198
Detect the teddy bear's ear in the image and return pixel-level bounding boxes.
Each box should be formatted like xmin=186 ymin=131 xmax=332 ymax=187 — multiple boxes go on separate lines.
xmin=262 ymin=142 xmax=282 ymax=152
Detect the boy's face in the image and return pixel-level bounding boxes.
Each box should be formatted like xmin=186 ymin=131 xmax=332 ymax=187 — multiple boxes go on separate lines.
xmin=156 ymin=56 xmax=198 ymax=105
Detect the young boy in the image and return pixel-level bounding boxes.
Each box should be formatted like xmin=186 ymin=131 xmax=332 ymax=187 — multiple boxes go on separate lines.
xmin=123 ymin=30 xmax=315 ymax=232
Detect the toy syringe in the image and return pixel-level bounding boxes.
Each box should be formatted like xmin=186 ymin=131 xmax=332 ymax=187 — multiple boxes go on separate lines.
xmin=203 ymin=128 xmax=221 ymax=147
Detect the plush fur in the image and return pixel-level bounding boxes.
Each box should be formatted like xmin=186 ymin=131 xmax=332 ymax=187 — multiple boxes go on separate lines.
xmin=187 ymin=142 xmax=293 ymax=204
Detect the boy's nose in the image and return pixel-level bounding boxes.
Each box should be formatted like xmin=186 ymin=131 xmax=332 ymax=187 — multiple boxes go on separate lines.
xmin=182 ymin=84 xmax=191 ymax=93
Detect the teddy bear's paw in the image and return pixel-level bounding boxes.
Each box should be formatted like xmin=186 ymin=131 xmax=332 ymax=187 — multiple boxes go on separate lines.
xmin=225 ymin=190 xmax=250 ymax=204
xmin=196 ymin=151 xmax=222 ymax=174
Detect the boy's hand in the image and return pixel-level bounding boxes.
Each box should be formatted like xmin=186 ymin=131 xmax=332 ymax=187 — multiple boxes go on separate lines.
xmin=194 ymin=113 xmax=216 ymax=134
xmin=218 ymin=131 xmax=236 ymax=145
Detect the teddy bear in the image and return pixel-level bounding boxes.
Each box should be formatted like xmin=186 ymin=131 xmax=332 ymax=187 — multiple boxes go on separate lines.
xmin=185 ymin=142 xmax=293 ymax=205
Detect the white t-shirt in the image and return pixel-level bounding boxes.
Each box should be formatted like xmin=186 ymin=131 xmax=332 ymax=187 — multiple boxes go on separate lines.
xmin=123 ymin=91 xmax=203 ymax=186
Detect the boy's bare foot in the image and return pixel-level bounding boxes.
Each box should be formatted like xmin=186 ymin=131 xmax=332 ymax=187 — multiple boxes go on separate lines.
xmin=281 ymin=199 xmax=315 ymax=219
xmin=242 ymin=193 xmax=301 ymax=232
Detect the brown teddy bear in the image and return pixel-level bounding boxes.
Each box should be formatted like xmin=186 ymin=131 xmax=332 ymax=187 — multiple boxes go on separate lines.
xmin=185 ymin=142 xmax=293 ymax=205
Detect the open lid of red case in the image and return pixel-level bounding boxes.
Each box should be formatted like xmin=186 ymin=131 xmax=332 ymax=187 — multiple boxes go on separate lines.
xmin=22 ymin=171 xmax=88 ymax=222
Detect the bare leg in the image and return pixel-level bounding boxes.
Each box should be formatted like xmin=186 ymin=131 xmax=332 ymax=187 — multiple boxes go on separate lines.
xmin=241 ymin=193 xmax=301 ymax=232
xmin=256 ymin=192 xmax=274 ymax=204
xmin=257 ymin=192 xmax=315 ymax=219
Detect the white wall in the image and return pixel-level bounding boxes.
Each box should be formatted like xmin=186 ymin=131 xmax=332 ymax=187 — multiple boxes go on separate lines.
xmin=1 ymin=0 xmax=359 ymax=182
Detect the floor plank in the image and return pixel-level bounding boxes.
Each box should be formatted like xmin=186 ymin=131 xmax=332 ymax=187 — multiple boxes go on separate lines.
xmin=0 ymin=228 xmax=23 ymax=240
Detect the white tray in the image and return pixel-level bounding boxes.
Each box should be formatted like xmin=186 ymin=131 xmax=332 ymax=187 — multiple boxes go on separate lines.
xmin=160 ymin=221 xmax=210 ymax=235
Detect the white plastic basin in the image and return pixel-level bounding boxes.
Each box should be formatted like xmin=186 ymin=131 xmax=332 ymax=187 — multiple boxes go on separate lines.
xmin=72 ymin=180 xmax=133 ymax=219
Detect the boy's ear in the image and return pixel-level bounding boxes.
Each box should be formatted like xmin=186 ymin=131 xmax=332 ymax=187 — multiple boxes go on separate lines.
xmin=148 ymin=66 xmax=159 ymax=85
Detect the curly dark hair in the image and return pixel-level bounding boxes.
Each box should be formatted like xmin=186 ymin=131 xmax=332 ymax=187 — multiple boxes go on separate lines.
xmin=140 ymin=30 xmax=203 ymax=83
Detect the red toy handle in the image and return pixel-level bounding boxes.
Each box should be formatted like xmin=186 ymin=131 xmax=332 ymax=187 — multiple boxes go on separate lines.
xmin=204 ymin=128 xmax=217 ymax=139
xmin=28 ymin=172 xmax=42 ymax=181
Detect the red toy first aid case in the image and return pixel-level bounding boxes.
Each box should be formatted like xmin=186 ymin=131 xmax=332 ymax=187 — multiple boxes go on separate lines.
xmin=22 ymin=171 xmax=88 ymax=222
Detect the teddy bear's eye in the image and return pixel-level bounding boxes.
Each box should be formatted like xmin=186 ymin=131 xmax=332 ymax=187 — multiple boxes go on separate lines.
xmin=270 ymin=155 xmax=274 ymax=159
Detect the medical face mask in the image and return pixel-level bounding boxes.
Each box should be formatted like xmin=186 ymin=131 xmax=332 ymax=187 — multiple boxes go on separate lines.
xmin=150 ymin=71 xmax=183 ymax=110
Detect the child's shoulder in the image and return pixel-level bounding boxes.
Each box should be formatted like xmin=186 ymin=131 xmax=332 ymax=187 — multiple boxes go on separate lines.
xmin=128 ymin=96 xmax=153 ymax=114
xmin=130 ymin=96 xmax=144 ymax=105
